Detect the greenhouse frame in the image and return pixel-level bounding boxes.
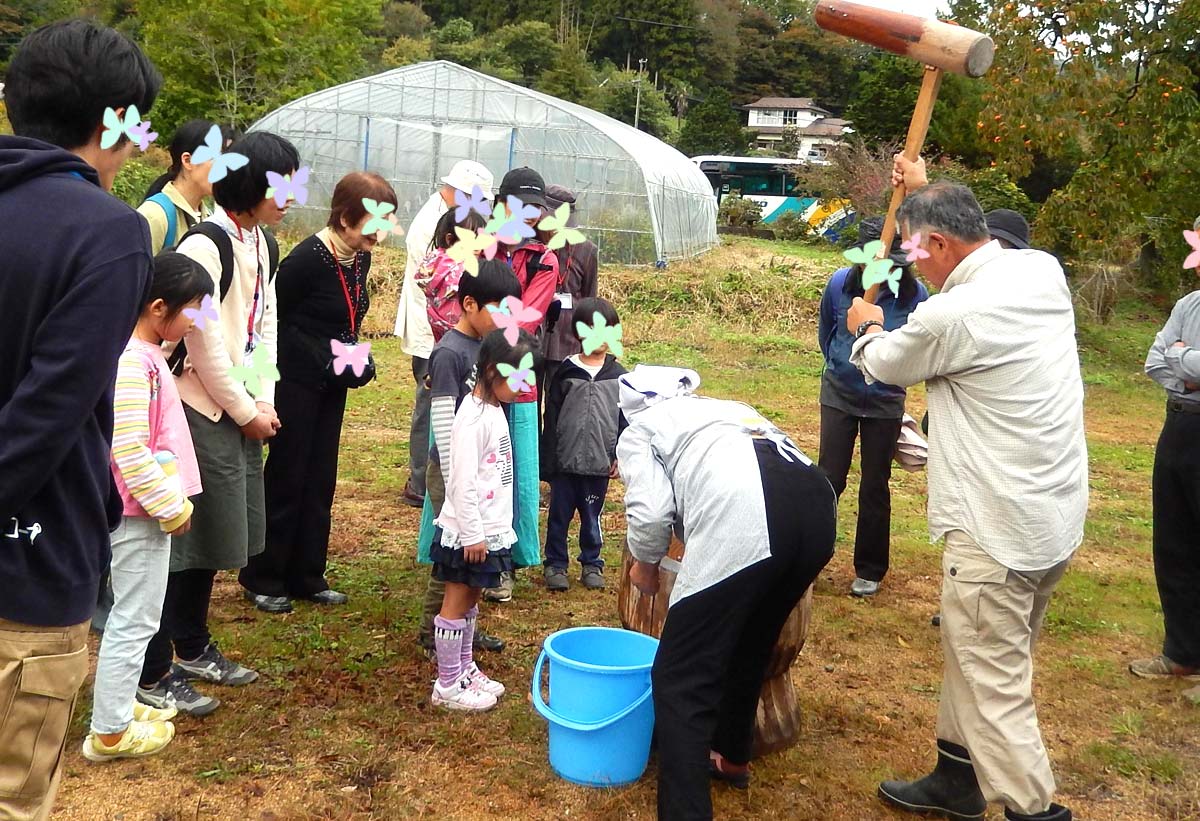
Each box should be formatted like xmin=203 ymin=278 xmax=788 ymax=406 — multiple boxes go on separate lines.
xmin=249 ymin=60 xmax=719 ymax=265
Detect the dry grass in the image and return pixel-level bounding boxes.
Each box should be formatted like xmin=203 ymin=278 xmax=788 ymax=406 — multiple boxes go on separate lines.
xmin=51 ymin=238 xmax=1200 ymax=821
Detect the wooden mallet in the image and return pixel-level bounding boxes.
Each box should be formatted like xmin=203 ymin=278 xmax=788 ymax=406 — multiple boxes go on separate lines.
xmin=813 ymin=1 xmax=995 ymax=301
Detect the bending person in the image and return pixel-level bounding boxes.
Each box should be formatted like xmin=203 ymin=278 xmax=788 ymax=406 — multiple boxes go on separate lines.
xmin=618 ymin=365 xmax=836 ymax=821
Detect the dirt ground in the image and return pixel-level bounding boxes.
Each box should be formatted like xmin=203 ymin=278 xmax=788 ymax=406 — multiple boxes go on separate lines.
xmin=46 ymin=241 xmax=1200 ymax=820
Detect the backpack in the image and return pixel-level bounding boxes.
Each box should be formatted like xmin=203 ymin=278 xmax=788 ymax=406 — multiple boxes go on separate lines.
xmin=166 ymin=222 xmax=280 ymax=376
xmin=422 ymin=250 xmax=467 ymax=344
xmin=144 ymin=192 xmax=179 ymax=249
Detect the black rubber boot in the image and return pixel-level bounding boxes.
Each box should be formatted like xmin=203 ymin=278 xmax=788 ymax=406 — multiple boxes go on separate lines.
xmin=878 ymin=739 xmax=988 ymax=821
xmin=1005 ymin=803 xmax=1071 ymax=821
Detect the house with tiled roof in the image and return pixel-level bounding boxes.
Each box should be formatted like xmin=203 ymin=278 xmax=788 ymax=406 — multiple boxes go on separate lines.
xmin=742 ymin=97 xmax=853 ymax=159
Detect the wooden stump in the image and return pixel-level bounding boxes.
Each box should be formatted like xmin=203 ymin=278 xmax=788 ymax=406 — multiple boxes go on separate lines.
xmin=617 ymin=539 xmax=813 ymax=758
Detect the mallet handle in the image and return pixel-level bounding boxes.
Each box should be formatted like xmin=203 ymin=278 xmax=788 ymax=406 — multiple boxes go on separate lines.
xmin=865 ymin=66 xmax=943 ymax=305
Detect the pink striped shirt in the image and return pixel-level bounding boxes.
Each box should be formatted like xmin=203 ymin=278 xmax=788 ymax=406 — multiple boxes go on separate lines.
xmin=111 ymin=338 xmax=201 ymax=529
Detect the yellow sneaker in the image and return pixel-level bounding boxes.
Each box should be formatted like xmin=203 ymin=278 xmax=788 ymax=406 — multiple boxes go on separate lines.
xmin=82 ymin=720 xmax=175 ymax=762
xmin=132 ymin=701 xmax=178 ymax=722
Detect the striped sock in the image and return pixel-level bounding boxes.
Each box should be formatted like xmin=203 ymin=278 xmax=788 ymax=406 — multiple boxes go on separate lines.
xmin=460 ymin=606 xmax=478 ymax=671
xmin=433 ymin=616 xmax=465 ymax=687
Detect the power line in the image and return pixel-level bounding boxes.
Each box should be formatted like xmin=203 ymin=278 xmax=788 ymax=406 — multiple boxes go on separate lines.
xmin=613 ymin=15 xmax=701 ymax=31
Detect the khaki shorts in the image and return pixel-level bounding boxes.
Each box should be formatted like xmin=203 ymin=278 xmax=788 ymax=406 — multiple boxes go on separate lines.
xmin=0 ymin=618 xmax=90 ymax=821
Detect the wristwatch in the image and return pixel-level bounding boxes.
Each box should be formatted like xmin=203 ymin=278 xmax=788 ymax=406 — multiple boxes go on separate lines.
xmin=855 ymin=319 xmax=884 ymax=339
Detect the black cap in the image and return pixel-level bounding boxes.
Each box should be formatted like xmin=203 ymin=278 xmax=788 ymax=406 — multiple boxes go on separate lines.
xmin=857 ymin=216 xmax=910 ymax=267
xmin=985 ymin=209 xmax=1031 ymax=250
xmin=498 ymin=167 xmax=548 ymax=209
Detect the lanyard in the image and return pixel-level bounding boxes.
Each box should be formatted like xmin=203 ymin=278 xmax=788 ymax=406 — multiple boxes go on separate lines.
xmin=330 ymin=243 xmax=362 ymax=339
xmin=232 ymin=219 xmax=263 ymax=353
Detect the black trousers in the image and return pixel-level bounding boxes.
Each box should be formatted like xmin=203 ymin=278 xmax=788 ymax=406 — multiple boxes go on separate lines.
xmin=817 ymin=404 xmax=901 ymax=582
xmin=544 ymin=474 xmax=608 ymax=568
xmin=653 ymin=442 xmax=836 ymax=821
xmin=240 ymin=379 xmax=348 ymax=598
xmin=141 ymin=568 xmax=216 ymax=685
xmin=1152 ymin=408 xmax=1200 ymax=667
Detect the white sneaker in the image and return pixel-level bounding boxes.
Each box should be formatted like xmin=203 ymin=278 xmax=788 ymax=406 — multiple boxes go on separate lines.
xmin=431 ymin=674 xmax=497 ymax=712
xmin=464 ymin=662 xmax=505 ymax=698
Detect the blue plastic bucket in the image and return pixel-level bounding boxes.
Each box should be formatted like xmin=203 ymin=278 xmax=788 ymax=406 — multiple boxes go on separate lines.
xmin=532 ymin=626 xmax=659 ymax=787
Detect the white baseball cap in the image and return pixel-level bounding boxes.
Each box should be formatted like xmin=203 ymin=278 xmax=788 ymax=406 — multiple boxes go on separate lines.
xmin=441 ymin=160 xmax=494 ymax=198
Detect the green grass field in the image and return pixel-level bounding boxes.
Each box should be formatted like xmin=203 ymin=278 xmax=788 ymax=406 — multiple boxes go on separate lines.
xmin=56 ymin=238 xmax=1200 ymax=820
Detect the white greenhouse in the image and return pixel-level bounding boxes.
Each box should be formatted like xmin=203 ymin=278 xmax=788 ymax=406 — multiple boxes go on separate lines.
xmin=249 ymin=60 xmax=718 ymax=265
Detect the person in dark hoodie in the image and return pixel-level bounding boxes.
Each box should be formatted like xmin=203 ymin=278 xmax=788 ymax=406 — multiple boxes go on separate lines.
xmin=540 ymin=297 xmax=627 ymax=592
xmin=0 ymin=18 xmax=161 ymax=819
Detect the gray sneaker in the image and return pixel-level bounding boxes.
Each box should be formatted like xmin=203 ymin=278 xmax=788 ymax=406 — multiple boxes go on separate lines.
xmin=581 ymin=565 xmax=605 ymax=590
xmin=174 ymin=644 xmax=259 ymax=686
xmin=543 ymin=566 xmax=569 ymax=592
xmin=850 ymin=577 xmax=881 ymax=598
xmin=138 ymin=673 xmax=220 ymax=717
xmin=483 ymin=571 xmax=514 ymax=603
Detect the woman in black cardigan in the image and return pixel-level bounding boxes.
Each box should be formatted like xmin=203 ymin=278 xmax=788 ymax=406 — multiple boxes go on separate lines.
xmin=240 ymin=172 xmax=399 ymax=612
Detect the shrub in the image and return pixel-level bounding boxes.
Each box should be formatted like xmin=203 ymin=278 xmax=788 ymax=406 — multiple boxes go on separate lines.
xmin=110 ymin=152 xmax=169 ymax=208
xmin=718 ymin=195 xmax=762 ymax=228
xmin=771 ymin=211 xmax=812 ymax=241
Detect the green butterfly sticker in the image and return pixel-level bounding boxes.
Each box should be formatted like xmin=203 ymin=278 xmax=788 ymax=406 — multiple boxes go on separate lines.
xmin=228 ymin=347 xmax=279 ymax=397
xmin=576 ymin=311 xmax=623 ymax=357
xmin=538 ymin=203 xmax=586 ymax=250
xmin=496 ymin=352 xmax=535 ymax=394
xmin=844 ymin=240 xmax=901 ymax=295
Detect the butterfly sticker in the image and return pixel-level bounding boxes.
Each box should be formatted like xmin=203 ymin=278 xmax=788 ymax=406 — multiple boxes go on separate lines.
xmin=183 ymin=294 xmax=218 ymax=331
xmin=497 ymin=352 xmax=536 ymax=394
xmin=362 ymin=198 xmax=400 ymax=239
xmin=495 ymin=196 xmax=540 ymax=244
xmin=487 ymin=296 xmax=543 ymax=345
xmin=844 ymin=240 xmax=901 ymax=294
xmin=1184 ymin=230 xmax=1200 ymax=270
xmin=901 ymin=231 xmax=931 ymax=263
xmin=331 ymin=340 xmax=372 ymax=377
xmin=101 ymin=106 xmax=156 ymax=151
xmin=446 ymin=227 xmax=499 ymax=276
xmin=191 ymin=124 xmax=249 ymax=184
xmin=228 ymin=346 xmax=279 ymax=397
xmin=265 ymin=166 xmax=310 ymax=208
xmin=539 ymin=203 xmax=586 ymax=251
xmin=454 ymin=185 xmax=491 ymax=222
xmin=576 ymin=310 xmax=624 ymax=357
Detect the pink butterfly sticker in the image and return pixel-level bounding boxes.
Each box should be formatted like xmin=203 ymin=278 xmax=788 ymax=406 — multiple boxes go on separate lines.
xmin=183 ymin=294 xmax=218 ymax=331
xmin=1184 ymin=230 xmax=1200 ymax=270
xmin=902 ymin=232 xmax=931 ymax=263
xmin=330 ymin=340 xmax=371 ymax=377
xmin=128 ymin=121 xmax=158 ymax=152
xmin=486 ymin=296 xmax=543 ymax=345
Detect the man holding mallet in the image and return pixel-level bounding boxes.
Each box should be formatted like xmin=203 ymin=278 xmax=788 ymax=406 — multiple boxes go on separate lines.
xmin=846 ymin=156 xmax=1086 ymax=821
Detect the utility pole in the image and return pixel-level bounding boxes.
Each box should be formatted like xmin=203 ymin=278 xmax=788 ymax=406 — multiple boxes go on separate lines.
xmin=633 ymin=57 xmax=647 ymax=130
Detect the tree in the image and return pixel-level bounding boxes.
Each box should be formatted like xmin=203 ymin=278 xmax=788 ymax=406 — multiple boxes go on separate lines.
xmin=139 ymin=0 xmax=382 ymax=133
xmin=595 ymin=69 xmax=674 ymax=138
xmin=954 ymin=0 xmax=1200 ymax=291
xmin=676 ymin=88 xmax=750 ymax=156
xmin=382 ymin=35 xmax=432 ymax=68
xmin=844 ymin=53 xmax=989 ymax=167
xmin=538 ymin=35 xmax=595 ymax=104
xmin=486 ymin=20 xmax=559 ymax=84
xmin=383 ymin=2 xmax=432 ymax=40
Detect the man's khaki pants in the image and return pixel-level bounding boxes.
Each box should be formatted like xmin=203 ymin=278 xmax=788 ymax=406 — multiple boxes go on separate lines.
xmin=936 ymin=531 xmax=1070 ymax=816
xmin=0 ymin=619 xmax=90 ymax=821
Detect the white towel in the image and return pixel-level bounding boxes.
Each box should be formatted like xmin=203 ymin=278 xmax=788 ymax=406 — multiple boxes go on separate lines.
xmin=618 ymin=365 xmax=701 ymax=417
